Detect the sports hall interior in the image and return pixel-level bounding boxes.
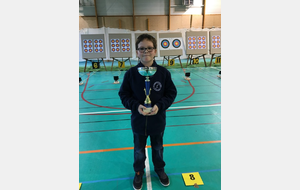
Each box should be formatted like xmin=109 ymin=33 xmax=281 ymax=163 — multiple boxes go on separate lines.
xmin=79 ymin=0 xmax=221 ymax=189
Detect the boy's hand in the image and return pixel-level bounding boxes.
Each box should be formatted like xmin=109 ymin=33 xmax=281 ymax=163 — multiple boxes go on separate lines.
xmin=148 ymin=105 xmax=158 ymax=116
xmin=138 ymin=104 xmax=148 ymax=116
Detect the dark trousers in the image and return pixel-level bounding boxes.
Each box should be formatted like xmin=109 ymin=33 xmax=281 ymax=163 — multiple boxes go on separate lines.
xmin=133 ymin=132 xmax=165 ymax=172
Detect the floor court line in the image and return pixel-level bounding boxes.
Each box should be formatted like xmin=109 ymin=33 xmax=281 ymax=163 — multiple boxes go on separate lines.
xmin=79 ymin=122 xmax=220 ymax=134
xmin=79 ymin=104 xmax=221 ymax=115
xmin=80 ymin=168 xmax=221 ymax=184
xmin=79 ymin=140 xmax=221 ymax=154
xmin=145 ymin=147 xmax=152 ymax=190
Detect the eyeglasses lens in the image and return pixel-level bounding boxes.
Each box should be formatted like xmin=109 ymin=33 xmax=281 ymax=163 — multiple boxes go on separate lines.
xmin=139 ymin=47 xmax=154 ymax=52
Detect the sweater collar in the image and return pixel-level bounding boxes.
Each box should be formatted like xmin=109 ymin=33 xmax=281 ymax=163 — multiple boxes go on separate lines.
xmin=137 ymin=60 xmax=158 ymax=67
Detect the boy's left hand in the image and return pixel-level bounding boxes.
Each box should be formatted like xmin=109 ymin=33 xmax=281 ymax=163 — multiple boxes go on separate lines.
xmin=148 ymin=105 xmax=158 ymax=116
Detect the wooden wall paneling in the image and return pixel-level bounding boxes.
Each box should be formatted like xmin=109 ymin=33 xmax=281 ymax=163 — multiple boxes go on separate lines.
xmin=204 ymin=14 xmax=221 ymax=28
xmin=191 ymin=15 xmax=203 ymax=28
xmin=79 ymin=16 xmax=98 ymax=30
xmin=149 ymin=16 xmax=168 ymax=31
xmin=104 ymin=17 xmax=133 ymax=30
xmin=170 ymin=15 xmax=191 ymax=30
xmin=135 ymin=16 xmax=148 ymax=31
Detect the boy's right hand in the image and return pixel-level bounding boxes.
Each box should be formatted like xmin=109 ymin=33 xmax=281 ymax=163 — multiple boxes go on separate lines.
xmin=138 ymin=104 xmax=148 ymax=116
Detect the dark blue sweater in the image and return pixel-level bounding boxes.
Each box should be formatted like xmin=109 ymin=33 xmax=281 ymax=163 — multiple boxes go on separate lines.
xmin=118 ymin=61 xmax=177 ymax=135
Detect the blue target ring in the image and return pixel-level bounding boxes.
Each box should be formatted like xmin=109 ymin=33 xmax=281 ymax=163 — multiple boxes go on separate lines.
xmin=172 ymin=39 xmax=181 ymax=48
xmin=161 ymin=39 xmax=170 ymax=49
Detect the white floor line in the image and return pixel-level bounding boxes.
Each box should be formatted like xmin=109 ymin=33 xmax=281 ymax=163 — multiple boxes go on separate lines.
xmin=145 ymin=147 xmax=152 ymax=190
xmin=79 ymin=104 xmax=221 ymax=115
xmin=79 ymin=109 xmax=131 ymax=115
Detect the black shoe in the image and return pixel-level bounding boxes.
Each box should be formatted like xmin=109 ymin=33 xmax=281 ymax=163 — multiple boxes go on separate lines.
xmin=156 ymin=170 xmax=170 ymax=186
xmin=133 ymin=171 xmax=144 ymax=190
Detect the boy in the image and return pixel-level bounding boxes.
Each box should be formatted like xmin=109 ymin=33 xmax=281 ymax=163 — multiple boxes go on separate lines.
xmin=118 ymin=34 xmax=177 ymax=190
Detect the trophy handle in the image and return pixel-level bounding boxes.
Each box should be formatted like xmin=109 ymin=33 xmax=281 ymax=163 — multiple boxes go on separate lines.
xmin=144 ymin=88 xmax=151 ymax=96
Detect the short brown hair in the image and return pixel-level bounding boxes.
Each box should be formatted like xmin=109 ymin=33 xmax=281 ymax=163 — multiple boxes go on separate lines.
xmin=135 ymin=34 xmax=157 ymax=50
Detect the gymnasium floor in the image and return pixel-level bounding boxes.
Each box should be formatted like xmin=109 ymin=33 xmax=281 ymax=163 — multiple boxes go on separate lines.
xmin=79 ymin=66 xmax=221 ymax=190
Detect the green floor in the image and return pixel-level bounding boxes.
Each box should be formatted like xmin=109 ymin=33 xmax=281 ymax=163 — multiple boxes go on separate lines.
xmin=79 ymin=66 xmax=221 ymax=190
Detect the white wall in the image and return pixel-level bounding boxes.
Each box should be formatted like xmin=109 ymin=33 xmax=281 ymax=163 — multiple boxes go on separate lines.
xmin=97 ymin=0 xmax=133 ymax=16
xmin=205 ymin=0 xmax=221 ymax=14
xmin=79 ymin=0 xmax=221 ymax=16
xmin=134 ymin=0 xmax=168 ymax=15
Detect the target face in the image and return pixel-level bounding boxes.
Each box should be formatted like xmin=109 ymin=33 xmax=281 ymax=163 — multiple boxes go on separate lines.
xmin=212 ymin=35 xmax=221 ymax=49
xmin=121 ymin=38 xmax=130 ymax=52
xmin=94 ymin=39 xmax=104 ymax=53
xmin=160 ymin=38 xmax=183 ymax=50
xmin=159 ymin=33 xmax=183 ymax=56
xmin=83 ymin=39 xmax=93 ymax=53
xmin=198 ymin=36 xmax=206 ymax=49
xmin=161 ymin=39 xmax=170 ymax=49
xmin=172 ymin=39 xmax=181 ymax=48
xmin=188 ymin=36 xmax=197 ymax=50
xmin=187 ymin=36 xmax=206 ymax=49
xmin=110 ymin=39 xmax=120 ymax=52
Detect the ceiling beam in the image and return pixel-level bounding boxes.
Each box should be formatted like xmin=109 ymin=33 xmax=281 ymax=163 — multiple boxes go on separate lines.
xmin=202 ymin=0 xmax=206 ymax=29
xmin=132 ymin=0 xmax=136 ymax=31
xmin=168 ymin=0 xmax=171 ymax=30
xmin=94 ymin=0 xmax=99 ymax=28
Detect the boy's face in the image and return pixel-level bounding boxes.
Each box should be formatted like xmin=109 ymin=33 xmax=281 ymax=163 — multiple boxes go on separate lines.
xmin=136 ymin=39 xmax=157 ymax=66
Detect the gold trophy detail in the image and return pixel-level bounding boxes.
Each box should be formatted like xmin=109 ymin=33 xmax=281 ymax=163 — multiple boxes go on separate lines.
xmin=137 ymin=67 xmax=157 ymax=113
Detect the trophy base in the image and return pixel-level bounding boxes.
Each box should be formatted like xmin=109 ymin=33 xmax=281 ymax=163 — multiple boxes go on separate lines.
xmin=143 ymin=107 xmax=152 ymax=113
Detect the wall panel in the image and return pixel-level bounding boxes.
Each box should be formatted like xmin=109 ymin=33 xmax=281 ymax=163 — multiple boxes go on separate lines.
xmin=191 ymin=15 xmax=203 ymax=28
xmin=104 ymin=17 xmax=133 ymax=30
xmin=204 ymin=14 xmax=221 ymax=28
xmin=79 ymin=16 xmax=98 ymax=30
xmin=170 ymin=15 xmax=191 ymax=30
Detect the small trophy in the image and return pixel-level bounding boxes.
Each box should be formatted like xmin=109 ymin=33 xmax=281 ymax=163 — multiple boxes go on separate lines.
xmin=137 ymin=67 xmax=157 ymax=113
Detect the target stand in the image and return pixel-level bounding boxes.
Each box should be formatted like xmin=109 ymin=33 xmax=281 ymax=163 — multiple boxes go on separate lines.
xmin=186 ymin=54 xmax=207 ymax=67
xmin=110 ymin=57 xmax=132 ymax=71
xmin=159 ymin=33 xmax=183 ymax=68
xmin=209 ymin=31 xmax=221 ymax=67
xmin=84 ymin=58 xmax=107 ymax=72
xmin=185 ymin=31 xmax=209 ymax=68
xmin=209 ymin=54 xmax=221 ymax=66
xmin=162 ymin=55 xmax=183 ymax=68
xmin=81 ymin=34 xmax=107 ymax=72
xmin=209 ymin=54 xmax=221 ymax=67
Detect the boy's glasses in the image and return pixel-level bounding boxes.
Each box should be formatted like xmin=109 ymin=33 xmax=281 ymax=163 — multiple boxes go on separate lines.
xmin=137 ymin=47 xmax=155 ymax=53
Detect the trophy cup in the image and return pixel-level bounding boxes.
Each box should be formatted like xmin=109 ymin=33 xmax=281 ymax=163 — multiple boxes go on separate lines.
xmin=137 ymin=67 xmax=157 ymax=113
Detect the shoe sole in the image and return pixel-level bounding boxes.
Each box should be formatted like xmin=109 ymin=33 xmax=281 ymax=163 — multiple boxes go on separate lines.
xmin=159 ymin=180 xmax=170 ymax=187
xmin=133 ymin=183 xmax=142 ymax=190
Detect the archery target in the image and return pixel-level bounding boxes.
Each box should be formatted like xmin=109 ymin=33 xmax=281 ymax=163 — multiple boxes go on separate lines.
xmin=94 ymin=39 xmax=104 ymax=53
xmin=160 ymin=38 xmax=183 ymax=50
xmin=121 ymin=38 xmax=130 ymax=52
xmin=212 ymin=35 xmax=221 ymax=49
xmin=198 ymin=36 xmax=206 ymax=49
xmin=187 ymin=36 xmax=197 ymax=50
xmin=83 ymin=39 xmax=93 ymax=53
xmin=172 ymin=39 xmax=181 ymax=48
xmin=161 ymin=39 xmax=170 ymax=49
xmin=159 ymin=33 xmax=183 ymax=56
xmin=81 ymin=34 xmax=106 ymax=59
xmin=110 ymin=39 xmax=120 ymax=53
xmin=186 ymin=31 xmax=208 ymax=55
xmin=108 ymin=34 xmax=132 ymax=58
